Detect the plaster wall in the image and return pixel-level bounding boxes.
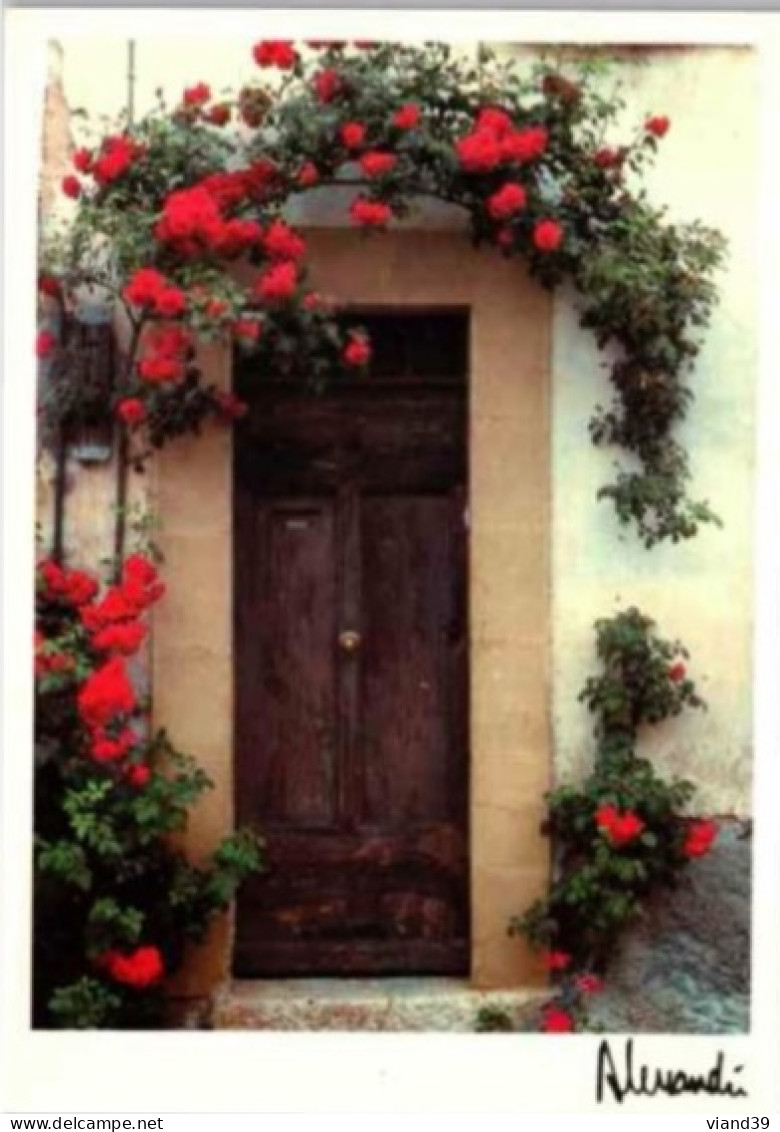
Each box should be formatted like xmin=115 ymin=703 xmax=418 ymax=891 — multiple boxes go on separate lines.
xmin=545 ymin=48 xmax=757 ymax=815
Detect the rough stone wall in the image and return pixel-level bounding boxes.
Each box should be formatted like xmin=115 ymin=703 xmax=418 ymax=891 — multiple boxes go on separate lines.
xmin=39 ymin=41 xmax=72 ymax=221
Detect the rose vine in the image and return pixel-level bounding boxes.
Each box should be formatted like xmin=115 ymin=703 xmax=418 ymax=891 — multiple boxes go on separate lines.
xmin=511 ymin=607 xmax=719 ymax=1033
xmin=39 ymin=40 xmax=727 ymax=546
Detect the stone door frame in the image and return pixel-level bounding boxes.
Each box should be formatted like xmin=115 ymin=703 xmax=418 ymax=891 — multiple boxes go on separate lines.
xmin=152 ymin=228 xmax=552 ymax=996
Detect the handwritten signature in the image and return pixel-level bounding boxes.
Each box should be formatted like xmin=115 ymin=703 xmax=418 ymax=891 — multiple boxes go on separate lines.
xmin=596 ymin=1039 xmax=747 ymax=1103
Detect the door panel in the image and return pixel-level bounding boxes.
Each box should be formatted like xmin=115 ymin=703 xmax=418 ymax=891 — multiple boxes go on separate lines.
xmin=234 ymin=324 xmax=469 ymax=976
xmin=235 ymin=498 xmax=338 ymax=827
xmin=360 ymin=495 xmax=463 ymax=825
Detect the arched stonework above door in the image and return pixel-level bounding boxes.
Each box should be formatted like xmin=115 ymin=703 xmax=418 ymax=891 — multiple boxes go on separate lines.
xmin=153 ymin=229 xmax=552 ymax=995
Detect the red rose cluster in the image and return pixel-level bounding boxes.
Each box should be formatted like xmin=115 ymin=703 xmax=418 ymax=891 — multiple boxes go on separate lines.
xmin=70 ymin=555 xmax=163 ymax=771
xmin=682 ymin=818 xmax=717 ymax=858
xmin=349 ymin=197 xmax=393 ymax=228
xmin=38 ymin=560 xmax=99 ymax=607
xmin=77 ymin=656 xmax=136 ymax=732
xmin=123 ymin=268 xmax=186 ymax=319
xmin=137 ymin=324 xmax=192 ymax=384
xmin=154 ymin=186 xmax=262 ymax=260
xmin=98 ymin=945 xmax=164 ymax=988
xmin=63 ymin=134 xmax=145 ymax=199
xmin=457 ymin=108 xmax=548 ymax=173
xmin=252 ymin=41 xmax=298 ymax=69
xmin=595 ymin=803 xmax=645 ymax=847
xmin=313 ymin=68 xmax=342 ymax=104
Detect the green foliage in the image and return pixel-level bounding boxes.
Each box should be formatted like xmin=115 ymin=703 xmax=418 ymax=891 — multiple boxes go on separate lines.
xmin=49 ymin=977 xmax=123 ymax=1030
xmin=512 ymin=608 xmax=707 ymax=970
xmin=474 ymin=1006 xmax=515 ymax=1032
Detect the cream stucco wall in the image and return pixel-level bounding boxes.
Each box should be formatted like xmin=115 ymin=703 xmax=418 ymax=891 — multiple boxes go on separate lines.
xmin=546 ymin=48 xmax=757 ymax=815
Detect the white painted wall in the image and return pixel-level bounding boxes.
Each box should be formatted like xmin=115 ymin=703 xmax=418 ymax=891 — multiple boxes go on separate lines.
xmin=549 ymin=49 xmax=756 ymax=815
xmin=48 ymin=41 xmax=757 ymax=815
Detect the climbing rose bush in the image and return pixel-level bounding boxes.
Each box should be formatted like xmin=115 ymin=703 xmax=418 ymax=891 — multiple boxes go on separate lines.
xmin=34 ymin=553 xmax=263 ymax=1029
xmin=511 ymin=607 xmax=720 ymax=1033
xmin=39 ymin=40 xmax=726 ymax=546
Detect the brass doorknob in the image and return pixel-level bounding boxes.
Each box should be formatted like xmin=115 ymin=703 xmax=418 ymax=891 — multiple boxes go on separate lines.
xmin=338 ymin=630 xmax=361 ymax=652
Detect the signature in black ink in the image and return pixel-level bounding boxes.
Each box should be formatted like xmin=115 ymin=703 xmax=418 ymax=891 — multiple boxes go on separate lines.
xmin=596 ymin=1039 xmax=747 ymax=1103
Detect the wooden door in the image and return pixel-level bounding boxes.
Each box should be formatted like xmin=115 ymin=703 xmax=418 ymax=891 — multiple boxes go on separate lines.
xmin=234 ymin=313 xmax=469 ymax=976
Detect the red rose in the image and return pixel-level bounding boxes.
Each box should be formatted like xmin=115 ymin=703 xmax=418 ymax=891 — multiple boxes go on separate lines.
xmin=205 ymin=103 xmax=231 ymax=127
xmin=487 ymin=182 xmax=527 ymax=221
xmin=183 ymin=82 xmax=211 ymax=107
xmin=595 ymin=803 xmax=645 ymax=847
xmin=154 ymin=186 xmax=225 ymax=250
xmin=92 ymin=135 xmax=141 ymax=185
xmin=205 ymin=297 xmax=229 ymax=321
xmin=73 ymin=148 xmax=93 ymax=174
xmin=125 ymin=763 xmax=151 ymax=788
xmin=359 ymin=151 xmax=398 ymax=178
xmin=303 ymin=292 xmax=334 ymax=312
xmin=232 ymin=318 xmax=261 ymax=343
xmin=682 ymin=818 xmax=718 ymax=859
xmin=38 ymin=274 xmax=62 ymax=299
xmin=213 ymin=390 xmax=249 ymax=421
xmin=393 ymin=104 xmax=421 ymax=130
xmin=574 ymin=973 xmax=604 ymax=994
xmin=62 ymin=175 xmax=81 ymax=199
xmin=36 ymin=330 xmax=57 ymax=358
xmin=92 ymin=620 xmax=147 ymax=656
xmin=668 ymin=661 xmax=686 ymax=682
xmin=533 ymin=219 xmax=563 ymax=252
xmin=349 ymin=197 xmax=392 ymax=227
xmin=313 ymin=68 xmax=342 ymax=103
xmin=475 ymin=107 xmax=513 ymax=137
xmin=123 ymin=268 xmax=168 ymax=309
xmin=252 ymin=41 xmax=298 ymax=69
xmin=139 ymin=354 xmax=183 ymax=384
xmin=155 ymin=286 xmax=186 ymax=318
xmin=645 ymin=115 xmax=670 ymax=138
xmin=340 ymin=121 xmax=366 ymax=150
xmin=103 ymin=945 xmax=164 ymax=988
xmin=456 ymin=130 xmax=501 ymax=173
xmin=254 ymin=260 xmax=298 ymax=303
xmin=595 ymin=147 xmax=622 ymax=169
xmin=541 ymin=950 xmax=571 ymax=972
xmin=62 ymin=569 xmax=98 ymax=607
xmin=541 ymin=1006 xmax=575 ymax=1033
xmin=117 ymin=399 xmax=146 ymax=426
xmin=500 ymin=126 xmax=548 ymax=164
xmin=91 ymin=728 xmax=136 ymax=763
xmin=343 ymin=332 xmax=371 ymax=368
xmin=78 ymin=656 xmax=135 ymax=729
xmin=263 ymin=220 xmax=306 ymax=260
xmin=297 ymin=162 xmax=320 ymax=188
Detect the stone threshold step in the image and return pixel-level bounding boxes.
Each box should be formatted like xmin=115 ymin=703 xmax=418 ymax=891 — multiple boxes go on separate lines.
xmin=211 ymin=978 xmax=547 ymax=1032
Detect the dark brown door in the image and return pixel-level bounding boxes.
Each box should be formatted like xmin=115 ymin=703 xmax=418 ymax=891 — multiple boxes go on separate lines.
xmin=234 ymin=312 xmax=469 ymax=976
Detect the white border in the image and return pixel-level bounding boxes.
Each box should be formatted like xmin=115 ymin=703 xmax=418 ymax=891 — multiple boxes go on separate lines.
xmin=3 ymin=9 xmax=780 ymax=1116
